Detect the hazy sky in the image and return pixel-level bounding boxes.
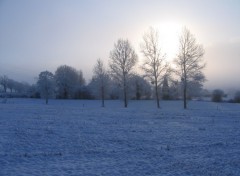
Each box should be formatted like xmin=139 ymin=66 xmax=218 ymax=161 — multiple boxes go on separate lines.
xmin=0 ymin=0 xmax=240 ymax=90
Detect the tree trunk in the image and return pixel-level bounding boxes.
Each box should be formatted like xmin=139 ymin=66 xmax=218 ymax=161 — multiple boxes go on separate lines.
xmin=101 ymin=86 xmax=105 ymax=107
xmin=183 ymin=83 xmax=187 ymax=109
xmin=4 ymin=85 xmax=7 ymax=93
xmin=124 ymin=85 xmax=127 ymax=108
xmin=123 ymin=80 xmax=127 ymax=108
xmin=64 ymin=88 xmax=68 ymax=99
xmin=155 ymin=78 xmax=160 ymax=109
xmin=46 ymin=93 xmax=49 ymax=104
xmin=183 ymin=62 xmax=187 ymax=109
xmin=123 ymin=73 xmax=128 ymax=108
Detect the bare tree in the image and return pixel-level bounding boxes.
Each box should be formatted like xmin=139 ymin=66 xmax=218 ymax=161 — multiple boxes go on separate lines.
xmin=174 ymin=27 xmax=205 ymax=109
xmin=37 ymin=71 xmax=55 ymax=104
xmin=140 ymin=27 xmax=169 ymax=108
xmin=109 ymin=39 xmax=138 ymax=107
xmin=92 ymin=59 xmax=109 ymax=107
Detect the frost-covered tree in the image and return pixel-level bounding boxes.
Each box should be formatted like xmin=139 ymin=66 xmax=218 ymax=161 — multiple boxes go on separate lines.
xmin=92 ymin=59 xmax=109 ymax=107
xmin=129 ymin=74 xmax=152 ymax=100
xmin=0 ymin=75 xmax=9 ymax=93
xmin=162 ymin=76 xmax=170 ymax=100
xmin=187 ymin=72 xmax=206 ymax=99
xmin=109 ymin=39 xmax=138 ymax=107
xmin=140 ymin=27 xmax=169 ymax=108
xmin=73 ymin=70 xmax=87 ymax=99
xmin=7 ymin=78 xmax=16 ymax=93
xmin=0 ymin=76 xmax=32 ymax=97
xmin=12 ymin=81 xmax=27 ymax=95
xmin=37 ymin=71 xmax=55 ymax=104
xmin=55 ymin=65 xmax=85 ymax=99
xmin=168 ymin=80 xmax=181 ymax=100
xmin=174 ymin=27 xmax=205 ymax=109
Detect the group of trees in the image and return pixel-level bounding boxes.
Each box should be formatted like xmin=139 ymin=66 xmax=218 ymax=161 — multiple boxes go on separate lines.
xmin=1 ymin=27 xmax=210 ymax=108
xmin=211 ymin=89 xmax=240 ymax=103
xmin=35 ymin=63 xmax=155 ymax=105
xmin=0 ymin=75 xmax=31 ymax=97
xmin=34 ymin=28 xmax=205 ymax=108
xmin=37 ymin=65 xmax=87 ymax=103
xmin=105 ymin=27 xmax=206 ymax=109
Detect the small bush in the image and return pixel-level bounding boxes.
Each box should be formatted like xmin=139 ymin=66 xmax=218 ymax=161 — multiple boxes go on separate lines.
xmin=212 ymin=89 xmax=224 ymax=102
xmin=234 ymin=91 xmax=240 ymax=103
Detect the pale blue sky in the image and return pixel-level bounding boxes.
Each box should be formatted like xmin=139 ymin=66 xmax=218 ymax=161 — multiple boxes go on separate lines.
xmin=0 ymin=0 xmax=240 ymax=89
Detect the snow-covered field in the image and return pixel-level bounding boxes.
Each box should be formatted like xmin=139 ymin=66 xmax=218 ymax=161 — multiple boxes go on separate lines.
xmin=0 ymin=99 xmax=240 ymax=176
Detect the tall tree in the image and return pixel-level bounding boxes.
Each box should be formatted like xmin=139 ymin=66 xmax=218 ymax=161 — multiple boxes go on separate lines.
xmin=55 ymin=65 xmax=82 ymax=99
xmin=140 ymin=27 xmax=169 ymax=108
xmin=109 ymin=39 xmax=138 ymax=107
xmin=174 ymin=27 xmax=205 ymax=109
xmin=92 ymin=59 xmax=109 ymax=107
xmin=37 ymin=71 xmax=55 ymax=104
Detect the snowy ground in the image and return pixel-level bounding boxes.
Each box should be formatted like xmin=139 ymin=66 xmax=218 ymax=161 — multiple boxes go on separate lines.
xmin=0 ymin=99 xmax=240 ymax=176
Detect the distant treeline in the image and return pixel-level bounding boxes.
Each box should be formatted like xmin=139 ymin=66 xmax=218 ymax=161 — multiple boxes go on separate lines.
xmin=1 ymin=28 xmax=240 ymax=107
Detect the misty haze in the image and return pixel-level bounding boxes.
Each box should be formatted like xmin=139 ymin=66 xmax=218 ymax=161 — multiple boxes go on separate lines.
xmin=0 ymin=0 xmax=240 ymax=175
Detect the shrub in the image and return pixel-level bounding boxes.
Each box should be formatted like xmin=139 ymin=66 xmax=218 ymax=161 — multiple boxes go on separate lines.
xmin=234 ymin=91 xmax=240 ymax=103
xmin=212 ymin=89 xmax=224 ymax=102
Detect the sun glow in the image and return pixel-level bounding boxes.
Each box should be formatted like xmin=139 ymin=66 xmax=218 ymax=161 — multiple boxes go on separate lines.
xmin=153 ymin=22 xmax=182 ymax=62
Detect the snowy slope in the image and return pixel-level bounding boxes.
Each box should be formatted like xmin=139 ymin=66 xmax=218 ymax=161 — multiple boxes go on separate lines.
xmin=0 ymin=99 xmax=240 ymax=176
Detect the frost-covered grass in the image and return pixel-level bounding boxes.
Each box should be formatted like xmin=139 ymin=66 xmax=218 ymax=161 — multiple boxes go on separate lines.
xmin=0 ymin=99 xmax=240 ymax=176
